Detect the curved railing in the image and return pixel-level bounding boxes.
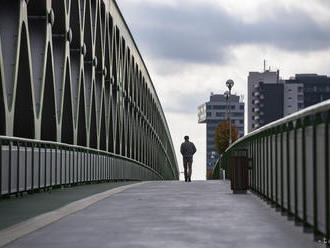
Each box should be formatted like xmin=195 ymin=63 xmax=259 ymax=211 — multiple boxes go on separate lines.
xmin=212 ymin=99 xmax=330 ymax=240
xmin=0 ymin=135 xmax=163 ymax=196
xmin=0 ymin=0 xmax=179 ymax=189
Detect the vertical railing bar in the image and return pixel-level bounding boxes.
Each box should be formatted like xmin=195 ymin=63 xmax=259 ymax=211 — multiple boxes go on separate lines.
xmin=72 ymin=148 xmax=75 ymax=184
xmin=89 ymin=151 xmax=91 ymax=182
xmin=8 ymin=141 xmax=12 ymax=194
xmin=60 ymin=146 xmax=63 ymax=186
xmin=55 ymin=145 xmax=57 ymax=187
xmin=313 ymin=118 xmax=318 ymax=236
xmin=287 ymin=126 xmax=291 ymax=215
xmin=280 ymin=130 xmax=284 ymax=210
xmin=80 ymin=150 xmax=83 ymax=183
xmin=259 ymin=138 xmax=262 ymax=194
xmin=253 ymin=140 xmax=256 ymax=190
xmin=294 ymin=124 xmax=298 ymax=219
xmin=38 ymin=144 xmax=41 ymax=190
xmin=31 ymin=143 xmax=34 ymax=191
xmin=64 ymin=149 xmax=67 ymax=185
xmin=50 ymin=145 xmax=52 ymax=187
xmin=302 ymin=124 xmax=307 ymax=226
xmin=275 ymin=132 xmax=278 ymax=205
xmin=0 ymin=139 xmax=2 ymax=195
xmin=16 ymin=141 xmax=20 ymax=194
xmin=263 ymin=135 xmax=266 ymax=197
xmin=44 ymin=145 xmax=47 ymax=189
xmin=68 ymin=148 xmax=71 ymax=185
xmin=24 ymin=142 xmax=27 ymax=191
xmin=325 ymin=114 xmax=329 ymax=240
xmin=270 ymin=133 xmax=273 ymax=202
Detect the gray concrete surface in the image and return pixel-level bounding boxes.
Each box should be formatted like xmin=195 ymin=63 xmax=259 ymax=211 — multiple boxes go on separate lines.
xmin=4 ymin=181 xmax=324 ymax=248
xmin=0 ymin=181 xmax=137 ymax=230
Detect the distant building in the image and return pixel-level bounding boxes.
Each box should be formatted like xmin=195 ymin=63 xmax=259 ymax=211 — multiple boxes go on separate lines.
xmin=198 ymin=93 xmax=244 ymax=179
xmin=247 ymin=69 xmax=283 ymax=132
xmin=285 ymin=74 xmax=330 ymax=110
xmin=248 ymin=69 xmax=330 ymax=133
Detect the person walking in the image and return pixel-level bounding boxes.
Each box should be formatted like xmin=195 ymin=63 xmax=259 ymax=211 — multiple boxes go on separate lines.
xmin=180 ymin=135 xmax=197 ymax=182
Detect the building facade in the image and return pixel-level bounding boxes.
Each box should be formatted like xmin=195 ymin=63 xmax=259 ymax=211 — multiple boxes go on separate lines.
xmin=247 ymin=70 xmax=282 ymax=132
xmin=198 ymin=93 xmax=244 ymax=179
xmin=285 ymin=74 xmax=330 ymax=110
xmin=248 ymin=70 xmax=330 ymax=133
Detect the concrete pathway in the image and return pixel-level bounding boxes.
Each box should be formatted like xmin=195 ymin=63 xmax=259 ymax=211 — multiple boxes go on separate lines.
xmin=0 ymin=181 xmax=137 ymax=230
xmin=3 ymin=181 xmax=323 ymax=248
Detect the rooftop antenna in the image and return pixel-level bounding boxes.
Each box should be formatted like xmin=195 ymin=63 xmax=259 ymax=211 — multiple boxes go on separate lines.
xmin=263 ymin=59 xmax=266 ymax=72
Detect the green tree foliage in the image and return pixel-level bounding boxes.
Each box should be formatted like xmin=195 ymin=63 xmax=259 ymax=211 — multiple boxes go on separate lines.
xmin=214 ymin=119 xmax=239 ymax=155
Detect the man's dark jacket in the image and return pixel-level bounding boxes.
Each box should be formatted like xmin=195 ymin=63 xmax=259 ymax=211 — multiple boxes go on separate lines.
xmin=180 ymin=141 xmax=197 ymax=158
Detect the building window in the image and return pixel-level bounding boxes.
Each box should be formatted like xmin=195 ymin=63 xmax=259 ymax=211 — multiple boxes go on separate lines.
xmin=240 ymin=120 xmax=244 ymax=124
xmin=206 ymin=112 xmax=211 ymax=117
xmin=288 ymin=89 xmax=292 ymax=92
xmin=298 ymin=103 xmax=304 ymax=108
xmin=233 ymin=113 xmax=243 ymax=117
xmin=206 ymin=105 xmax=212 ymax=110
xmin=298 ymin=95 xmax=303 ymax=101
xmin=240 ymin=105 xmax=244 ymax=110
xmin=213 ymin=105 xmax=225 ymax=110
xmin=298 ymin=87 xmax=303 ymax=92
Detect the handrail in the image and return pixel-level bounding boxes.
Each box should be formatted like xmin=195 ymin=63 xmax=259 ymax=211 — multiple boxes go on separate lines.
xmin=0 ymin=135 xmax=164 ymax=180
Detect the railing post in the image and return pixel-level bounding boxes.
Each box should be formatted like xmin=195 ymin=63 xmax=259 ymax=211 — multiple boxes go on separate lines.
xmin=275 ymin=130 xmax=278 ymax=206
xmin=44 ymin=145 xmax=47 ymax=188
xmin=270 ymin=130 xmax=273 ymax=202
xmin=38 ymin=143 xmax=41 ymax=189
xmin=31 ymin=143 xmax=34 ymax=191
xmin=280 ymin=125 xmax=284 ymax=211
xmin=325 ymin=111 xmax=330 ymax=240
xmin=313 ymin=114 xmax=322 ymax=237
xmin=8 ymin=141 xmax=12 ymax=195
xmin=287 ymin=123 xmax=292 ymax=215
xmin=24 ymin=142 xmax=27 ymax=191
xmin=0 ymin=139 xmax=2 ymax=195
xmin=294 ymin=120 xmax=299 ymax=220
xmin=55 ymin=145 xmax=57 ymax=186
xmin=302 ymin=117 xmax=308 ymax=227
xmin=16 ymin=141 xmax=20 ymax=194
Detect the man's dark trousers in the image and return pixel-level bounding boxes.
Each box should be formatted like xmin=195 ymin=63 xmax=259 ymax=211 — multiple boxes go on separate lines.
xmin=183 ymin=157 xmax=193 ymax=182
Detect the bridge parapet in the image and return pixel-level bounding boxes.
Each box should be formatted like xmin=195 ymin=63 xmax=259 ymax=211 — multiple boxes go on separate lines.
xmin=0 ymin=0 xmax=179 ymax=192
xmin=213 ymin=99 xmax=330 ymax=240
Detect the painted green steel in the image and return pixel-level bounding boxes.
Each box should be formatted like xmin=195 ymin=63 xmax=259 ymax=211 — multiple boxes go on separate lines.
xmin=212 ymin=100 xmax=330 ymax=239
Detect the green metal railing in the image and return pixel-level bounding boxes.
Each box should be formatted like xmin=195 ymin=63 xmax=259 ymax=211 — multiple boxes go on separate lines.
xmin=212 ymin=99 xmax=330 ymax=240
xmin=0 ymin=136 xmax=163 ymax=197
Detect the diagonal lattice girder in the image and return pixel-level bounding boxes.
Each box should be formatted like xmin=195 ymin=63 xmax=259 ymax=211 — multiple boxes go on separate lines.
xmin=0 ymin=0 xmax=179 ymax=180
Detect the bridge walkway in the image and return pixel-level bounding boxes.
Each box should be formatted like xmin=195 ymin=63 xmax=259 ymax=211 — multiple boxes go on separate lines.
xmin=2 ymin=181 xmax=321 ymax=248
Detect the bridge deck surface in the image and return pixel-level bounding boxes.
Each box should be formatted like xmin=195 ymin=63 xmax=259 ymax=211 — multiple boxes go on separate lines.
xmin=4 ymin=181 xmax=321 ymax=248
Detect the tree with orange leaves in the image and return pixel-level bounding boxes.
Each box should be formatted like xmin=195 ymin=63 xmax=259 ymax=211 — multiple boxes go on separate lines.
xmin=214 ymin=119 xmax=239 ymax=155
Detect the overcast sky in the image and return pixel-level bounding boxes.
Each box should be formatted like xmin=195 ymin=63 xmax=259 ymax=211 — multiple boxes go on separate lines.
xmin=117 ymin=0 xmax=330 ymax=180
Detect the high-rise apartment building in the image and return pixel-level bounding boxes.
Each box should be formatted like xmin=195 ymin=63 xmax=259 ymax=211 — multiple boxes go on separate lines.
xmin=198 ymin=93 xmax=244 ymax=179
xmin=285 ymin=74 xmax=330 ymax=109
xmin=248 ymin=70 xmax=330 ymax=133
xmin=247 ymin=70 xmax=283 ymax=132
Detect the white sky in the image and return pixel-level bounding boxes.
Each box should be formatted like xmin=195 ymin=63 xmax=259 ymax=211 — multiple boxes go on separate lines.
xmin=117 ymin=0 xmax=330 ymax=180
